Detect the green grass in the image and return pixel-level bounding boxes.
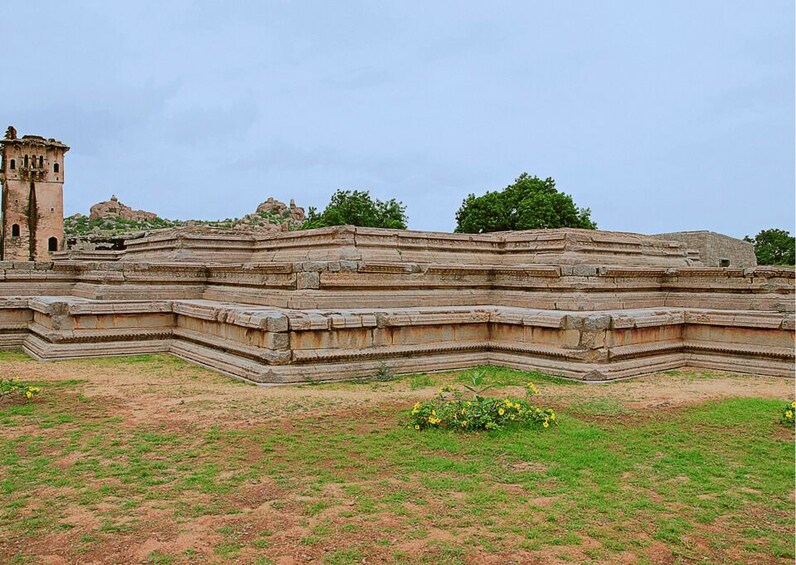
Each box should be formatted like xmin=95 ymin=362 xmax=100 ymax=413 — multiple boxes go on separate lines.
xmin=453 ymin=365 xmax=581 ymax=387
xmin=0 ymin=362 xmax=792 ymax=563
xmin=0 ymin=350 xmax=33 ymax=362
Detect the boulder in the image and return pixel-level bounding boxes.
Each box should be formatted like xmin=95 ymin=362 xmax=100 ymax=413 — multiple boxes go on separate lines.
xmin=89 ymin=195 xmax=158 ymax=222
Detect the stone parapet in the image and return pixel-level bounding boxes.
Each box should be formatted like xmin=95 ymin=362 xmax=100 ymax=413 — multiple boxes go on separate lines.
xmin=2 ymin=297 xmax=793 ymax=382
xmin=81 ymin=226 xmax=705 ymax=267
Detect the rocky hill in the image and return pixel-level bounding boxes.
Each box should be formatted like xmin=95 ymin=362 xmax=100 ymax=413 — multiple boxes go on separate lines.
xmin=65 ymin=196 xmax=306 ymax=238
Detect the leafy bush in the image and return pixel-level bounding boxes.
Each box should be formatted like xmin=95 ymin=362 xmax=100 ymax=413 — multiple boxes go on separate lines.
xmin=302 ymin=189 xmax=408 ymax=230
xmin=0 ymin=377 xmax=41 ymax=402
xmin=455 ymin=173 xmax=596 ymax=233
xmin=781 ymin=401 xmax=795 ymax=426
xmin=409 ymin=371 xmax=555 ymax=432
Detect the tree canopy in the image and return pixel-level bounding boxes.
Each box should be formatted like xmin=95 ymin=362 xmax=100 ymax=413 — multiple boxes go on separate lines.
xmin=744 ymin=228 xmax=795 ymax=266
xmin=454 ymin=174 xmax=596 ymax=233
xmin=302 ymin=189 xmax=408 ymax=230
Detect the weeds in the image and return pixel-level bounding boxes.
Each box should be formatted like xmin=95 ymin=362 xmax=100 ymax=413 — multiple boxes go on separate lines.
xmin=0 ymin=377 xmax=41 ymax=403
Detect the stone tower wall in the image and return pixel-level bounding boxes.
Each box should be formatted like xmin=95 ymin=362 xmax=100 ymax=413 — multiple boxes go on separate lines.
xmin=0 ymin=129 xmax=68 ymax=261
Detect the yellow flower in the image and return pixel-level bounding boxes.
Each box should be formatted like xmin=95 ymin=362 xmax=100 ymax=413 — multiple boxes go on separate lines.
xmin=543 ymin=421 xmax=549 ymax=428
xmin=504 ymin=399 xmax=512 ymax=407
xmin=25 ymin=391 xmax=33 ymax=399
xmin=791 ymin=401 xmax=795 ymax=408
xmin=510 ymin=415 xmax=516 ymax=420
xmin=498 ymin=408 xmax=505 ymax=416
xmin=461 ymin=420 xmax=468 ymax=427
xmin=414 ymin=425 xmax=420 ymax=430
xmin=787 ymin=411 xmax=793 ymax=419
xmin=550 ymin=413 xmax=556 ymax=421
xmin=466 ymin=401 xmax=472 ymax=406
xmin=461 ymin=408 xmax=466 ymax=414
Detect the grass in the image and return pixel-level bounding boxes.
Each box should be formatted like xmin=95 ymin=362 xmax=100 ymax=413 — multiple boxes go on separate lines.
xmin=298 ymin=364 xmax=579 ymax=393
xmin=0 ymin=356 xmax=792 ymax=563
xmin=0 ymin=350 xmax=33 ymax=363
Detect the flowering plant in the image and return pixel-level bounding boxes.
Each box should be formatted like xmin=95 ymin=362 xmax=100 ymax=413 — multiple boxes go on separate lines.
xmin=409 ymin=374 xmax=555 ymax=432
xmin=0 ymin=377 xmax=41 ymax=403
xmin=780 ymin=401 xmax=795 ymax=426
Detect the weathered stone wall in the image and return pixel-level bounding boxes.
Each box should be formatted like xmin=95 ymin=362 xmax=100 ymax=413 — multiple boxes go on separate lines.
xmin=655 ymin=231 xmax=756 ymax=267
xmin=0 ymin=228 xmax=793 ymax=383
xmin=0 ymin=130 xmax=68 ymax=261
xmin=57 ymin=226 xmax=704 ymax=267
xmin=3 ymin=296 xmax=792 ymax=382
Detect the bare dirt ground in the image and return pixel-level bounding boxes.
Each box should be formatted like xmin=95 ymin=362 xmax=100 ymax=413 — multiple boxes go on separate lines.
xmin=0 ymin=353 xmax=793 ymax=564
xmin=3 ymin=355 xmax=791 ymax=431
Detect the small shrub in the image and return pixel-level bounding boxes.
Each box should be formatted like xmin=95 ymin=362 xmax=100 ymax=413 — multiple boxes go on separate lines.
xmin=781 ymin=401 xmax=795 ymax=426
xmin=373 ymin=363 xmax=394 ymax=382
xmin=0 ymin=377 xmax=41 ymax=403
xmin=409 ymin=380 xmax=554 ymax=432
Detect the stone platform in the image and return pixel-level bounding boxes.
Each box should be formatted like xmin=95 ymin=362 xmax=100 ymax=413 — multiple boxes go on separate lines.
xmin=2 ymin=226 xmax=793 ymax=383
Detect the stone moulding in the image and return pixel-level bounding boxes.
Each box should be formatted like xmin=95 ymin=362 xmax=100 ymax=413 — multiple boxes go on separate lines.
xmin=4 ymin=226 xmax=795 ymax=383
xmin=55 ymin=226 xmax=707 ymax=267
xmin=1 ymin=296 xmax=793 ymax=383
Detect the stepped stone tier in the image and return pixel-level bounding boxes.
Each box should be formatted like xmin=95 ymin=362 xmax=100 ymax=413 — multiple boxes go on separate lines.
xmin=1 ymin=226 xmax=793 ymax=383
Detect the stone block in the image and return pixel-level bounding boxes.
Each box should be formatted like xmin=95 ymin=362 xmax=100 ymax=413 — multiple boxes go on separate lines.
xmin=296 ymin=272 xmax=320 ymax=289
xmin=572 ymin=265 xmax=598 ymax=277
xmin=584 ymin=314 xmax=611 ymax=331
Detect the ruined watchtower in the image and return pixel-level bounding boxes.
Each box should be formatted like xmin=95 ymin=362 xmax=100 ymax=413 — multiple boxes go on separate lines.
xmin=0 ymin=126 xmax=69 ymax=260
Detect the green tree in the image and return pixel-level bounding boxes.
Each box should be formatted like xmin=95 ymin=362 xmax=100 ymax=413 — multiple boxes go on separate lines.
xmin=454 ymin=173 xmax=596 ymax=233
xmin=302 ymin=189 xmax=408 ymax=230
xmin=744 ymin=229 xmax=795 ymax=266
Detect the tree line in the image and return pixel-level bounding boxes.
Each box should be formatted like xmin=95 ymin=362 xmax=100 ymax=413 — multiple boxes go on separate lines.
xmin=301 ymin=174 xmax=794 ymax=266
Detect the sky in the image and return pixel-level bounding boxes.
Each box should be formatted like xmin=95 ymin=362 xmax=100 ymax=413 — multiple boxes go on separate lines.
xmin=2 ymin=0 xmax=793 ymax=237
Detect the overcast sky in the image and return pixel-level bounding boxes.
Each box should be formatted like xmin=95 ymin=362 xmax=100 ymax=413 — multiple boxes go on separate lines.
xmin=3 ymin=1 xmax=793 ymax=237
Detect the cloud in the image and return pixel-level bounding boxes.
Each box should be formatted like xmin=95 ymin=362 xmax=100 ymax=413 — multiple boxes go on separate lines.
xmin=1 ymin=0 xmax=791 ymax=236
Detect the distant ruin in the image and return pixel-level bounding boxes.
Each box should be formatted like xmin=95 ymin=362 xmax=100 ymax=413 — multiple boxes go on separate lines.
xmin=0 ymin=127 xmax=69 ymax=261
xmin=0 ymin=128 xmax=792 ymax=383
xmin=655 ymin=231 xmax=756 ymax=268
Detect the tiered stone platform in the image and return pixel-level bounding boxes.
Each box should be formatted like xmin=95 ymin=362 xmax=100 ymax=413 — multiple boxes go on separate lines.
xmin=2 ymin=226 xmax=793 ymax=383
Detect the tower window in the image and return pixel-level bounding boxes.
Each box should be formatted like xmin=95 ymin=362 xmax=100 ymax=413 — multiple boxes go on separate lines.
xmin=53 ymin=163 xmax=59 ymax=173
xmin=39 ymin=156 xmax=43 ymax=168
xmin=24 ymin=155 xmax=28 ymax=168
xmin=48 ymin=237 xmax=58 ymax=252
xmin=11 ymin=224 xmax=20 ymax=237
xmin=9 ymin=159 xmax=15 ymax=170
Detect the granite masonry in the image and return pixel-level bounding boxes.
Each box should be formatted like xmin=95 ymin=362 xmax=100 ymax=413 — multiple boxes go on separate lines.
xmin=655 ymin=231 xmax=757 ymax=268
xmin=0 ymin=225 xmax=792 ymax=383
xmin=0 ymin=127 xmax=69 ymax=261
xmin=0 ymin=129 xmax=792 ymax=383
